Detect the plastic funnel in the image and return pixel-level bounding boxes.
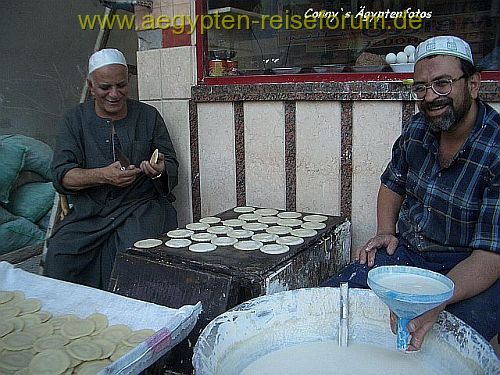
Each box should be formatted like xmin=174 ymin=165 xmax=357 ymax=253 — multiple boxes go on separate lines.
xmin=367 ymin=266 xmax=454 ymax=351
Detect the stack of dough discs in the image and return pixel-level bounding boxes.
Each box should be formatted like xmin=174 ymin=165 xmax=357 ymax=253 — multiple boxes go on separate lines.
xmin=233 ymin=206 xmax=255 ymax=213
xmin=186 ymin=222 xmax=210 ymax=231
xmin=199 ymin=216 xmax=221 ymax=224
xmin=303 ymin=214 xmax=328 ymax=222
xmin=266 ymin=226 xmax=292 ymax=235
xmin=222 ymin=219 xmax=245 ymax=227
xmin=189 ymin=243 xmax=217 ymax=252
xmin=277 ymin=211 xmax=302 ymax=219
xmin=234 ymin=240 xmax=263 ymax=251
xmin=301 ymin=221 xmax=326 ymax=230
xmin=207 ymin=225 xmax=232 ymax=235
xmin=167 ymin=229 xmax=194 ymax=238
xmin=260 ymin=244 xmax=290 ymax=255
xmin=242 ymin=222 xmax=268 ymax=231
xmin=133 ymin=239 xmax=163 ymax=249
xmin=251 ymin=233 xmax=278 ymax=243
xmin=191 ymin=233 xmax=217 ymax=242
xmin=254 ymin=208 xmax=278 ymax=216
xmin=290 ymin=228 xmax=318 ymax=238
xmin=165 ymin=238 xmax=192 ymax=248
xmin=238 ymin=213 xmax=261 ymax=221
xmin=258 ymin=216 xmax=280 ymax=224
xmin=211 ymin=237 xmax=238 ymax=246
xmin=277 ymin=218 xmax=303 ymax=227
xmin=277 ymin=236 xmax=304 ymax=246
xmin=227 ymin=229 xmax=254 ymax=239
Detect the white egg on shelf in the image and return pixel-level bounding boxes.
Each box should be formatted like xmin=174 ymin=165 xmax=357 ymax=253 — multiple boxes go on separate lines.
xmin=385 ymin=53 xmax=397 ymax=64
xmin=396 ymin=51 xmax=408 ymax=63
xmin=408 ymin=53 xmax=415 ymax=63
xmin=404 ymin=45 xmax=416 ymax=56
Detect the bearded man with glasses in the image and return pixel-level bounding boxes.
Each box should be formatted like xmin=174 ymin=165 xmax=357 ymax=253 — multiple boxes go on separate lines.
xmin=322 ymin=36 xmax=499 ymax=351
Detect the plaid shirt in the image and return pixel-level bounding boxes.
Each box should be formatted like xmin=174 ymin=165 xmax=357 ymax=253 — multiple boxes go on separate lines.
xmin=381 ymin=101 xmax=499 ymax=254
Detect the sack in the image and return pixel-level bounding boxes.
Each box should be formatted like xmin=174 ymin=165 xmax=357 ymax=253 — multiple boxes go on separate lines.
xmin=0 ymin=135 xmax=53 ymax=181
xmin=6 ymin=182 xmax=56 ymax=223
xmin=0 ymin=141 xmax=27 ymax=204
xmin=0 ymin=217 xmax=45 ymax=255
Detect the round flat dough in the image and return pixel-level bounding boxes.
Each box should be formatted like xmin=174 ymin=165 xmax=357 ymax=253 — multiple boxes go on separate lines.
xmin=252 ymin=233 xmax=279 ymax=243
xmin=260 ymin=244 xmax=290 ymax=255
xmin=27 ymin=322 xmax=54 ymax=338
xmin=87 ymin=313 xmax=108 ymax=336
xmin=290 ymin=228 xmax=318 ymax=238
xmin=98 ymin=325 xmax=131 ymax=344
xmin=199 ymin=216 xmax=221 ymax=224
xmin=167 ymin=229 xmax=194 ymax=238
xmin=254 ymin=208 xmax=279 ymax=216
xmin=0 ymin=305 xmax=21 ymax=319
xmin=29 ymin=349 xmax=71 ymax=375
xmin=122 ymin=329 xmax=155 ymax=346
xmin=19 ymin=314 xmax=42 ymax=328
xmin=234 ymin=240 xmax=263 ymax=251
xmin=8 ymin=317 xmax=24 ymax=331
xmin=66 ymin=340 xmax=102 ymax=361
xmin=165 ymin=239 xmax=191 ymax=248
xmin=303 ymin=214 xmax=328 ymax=222
xmin=16 ymin=299 xmax=42 ymax=315
xmin=277 ymin=211 xmax=302 ymax=219
xmin=0 ymin=349 xmax=33 ymax=371
xmin=110 ymin=345 xmax=132 ymax=361
xmin=74 ymin=359 xmax=111 ymax=375
xmin=222 ymin=219 xmax=246 ymax=227
xmin=34 ymin=311 xmax=52 ymax=323
xmin=238 ymin=213 xmax=261 ymax=221
xmin=3 ymin=332 xmax=36 ymax=350
xmin=211 ymin=237 xmax=238 ymax=246
xmin=33 ymin=335 xmax=69 ymax=352
xmin=186 ymin=222 xmax=210 ymax=231
xmin=242 ymin=222 xmax=268 ymax=231
xmin=257 ymin=216 xmax=280 ymax=224
xmin=61 ymin=319 xmax=95 ymax=339
xmin=0 ymin=291 xmax=14 ymax=304
xmin=277 ymin=218 xmax=303 ymax=227
xmin=191 ymin=233 xmax=217 ymax=242
xmin=0 ymin=320 xmax=15 ymax=337
xmin=133 ymin=239 xmax=162 ymax=249
xmin=189 ymin=243 xmax=217 ymax=253
xmin=91 ymin=338 xmax=116 ymax=359
xmin=227 ymin=229 xmax=254 ymax=239
xmin=277 ymin=236 xmax=305 ymax=246
xmin=301 ymin=221 xmax=327 ymax=230
xmin=266 ymin=226 xmax=292 ymax=235
xmin=233 ymin=206 xmax=255 ymax=213
xmin=207 ymin=225 xmax=232 ymax=235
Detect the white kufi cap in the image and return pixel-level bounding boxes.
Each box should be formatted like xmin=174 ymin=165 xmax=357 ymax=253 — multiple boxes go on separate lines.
xmin=88 ymin=48 xmax=127 ymax=75
xmin=415 ymin=36 xmax=473 ymax=64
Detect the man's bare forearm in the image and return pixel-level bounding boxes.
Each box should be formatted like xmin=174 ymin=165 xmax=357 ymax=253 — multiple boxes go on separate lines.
xmin=446 ymin=250 xmax=500 ymax=305
xmin=62 ymin=168 xmax=107 ymax=191
xmin=376 ymin=184 xmax=404 ymax=235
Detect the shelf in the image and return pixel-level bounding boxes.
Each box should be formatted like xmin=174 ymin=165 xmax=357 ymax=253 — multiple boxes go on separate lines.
xmin=208 ymin=7 xmax=262 ymax=19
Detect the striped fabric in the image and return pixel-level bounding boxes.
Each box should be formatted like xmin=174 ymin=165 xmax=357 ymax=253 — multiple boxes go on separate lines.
xmin=381 ymin=101 xmax=499 ymax=253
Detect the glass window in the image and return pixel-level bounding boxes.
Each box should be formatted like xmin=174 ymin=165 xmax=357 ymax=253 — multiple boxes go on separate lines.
xmin=203 ymin=0 xmax=498 ymax=77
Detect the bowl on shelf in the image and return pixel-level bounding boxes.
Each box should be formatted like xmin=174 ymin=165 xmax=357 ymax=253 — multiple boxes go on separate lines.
xmin=272 ymin=67 xmax=302 ymax=75
xmin=351 ymin=65 xmax=386 ymax=72
xmin=313 ymin=64 xmax=345 ymax=73
xmin=390 ymin=63 xmax=415 ymax=73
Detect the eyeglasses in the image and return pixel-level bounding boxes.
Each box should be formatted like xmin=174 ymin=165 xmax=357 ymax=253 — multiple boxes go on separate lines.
xmin=411 ymin=74 xmax=467 ymax=100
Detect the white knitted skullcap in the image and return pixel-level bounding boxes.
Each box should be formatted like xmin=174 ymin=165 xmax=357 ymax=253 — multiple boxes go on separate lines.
xmin=415 ymin=36 xmax=473 ymax=64
xmin=88 ymin=48 xmax=127 ymax=75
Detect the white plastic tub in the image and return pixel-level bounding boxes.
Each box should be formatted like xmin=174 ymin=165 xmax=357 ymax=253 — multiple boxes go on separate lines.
xmin=193 ymin=288 xmax=499 ymax=375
